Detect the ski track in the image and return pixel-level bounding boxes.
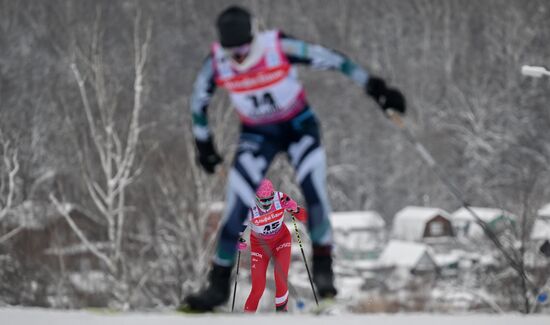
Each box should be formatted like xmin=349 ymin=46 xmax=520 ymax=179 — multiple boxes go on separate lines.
xmin=1 ymin=307 xmax=550 ymax=325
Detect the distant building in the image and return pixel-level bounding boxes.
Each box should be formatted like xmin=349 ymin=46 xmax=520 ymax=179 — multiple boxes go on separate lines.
xmin=531 ymin=204 xmax=550 ymax=241
xmin=5 ymin=200 xmax=105 ymax=272
xmin=451 ymin=207 xmax=516 ymax=238
xmin=538 ymin=203 xmax=550 ymax=218
xmin=377 ymin=240 xmax=438 ymax=274
xmin=532 ymin=203 xmax=550 ymax=257
xmin=330 ymin=211 xmax=386 ymax=260
xmin=391 ymin=206 xmax=454 ymax=242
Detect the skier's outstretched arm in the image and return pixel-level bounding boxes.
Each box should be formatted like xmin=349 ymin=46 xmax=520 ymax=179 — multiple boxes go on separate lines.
xmin=280 ymin=33 xmax=406 ymax=114
xmin=280 ymin=193 xmax=307 ymax=223
xmin=190 ymin=55 xmax=223 ymax=173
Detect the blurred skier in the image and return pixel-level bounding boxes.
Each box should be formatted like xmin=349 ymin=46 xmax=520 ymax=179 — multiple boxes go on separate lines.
xmin=238 ymin=179 xmax=307 ymax=312
xmin=184 ymin=5 xmax=406 ymax=311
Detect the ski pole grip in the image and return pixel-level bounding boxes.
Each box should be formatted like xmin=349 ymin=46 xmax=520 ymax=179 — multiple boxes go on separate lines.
xmin=386 ymin=109 xmax=404 ymax=128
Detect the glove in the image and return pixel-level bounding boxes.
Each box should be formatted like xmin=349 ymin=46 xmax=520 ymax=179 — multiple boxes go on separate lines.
xmin=195 ymin=138 xmax=223 ymax=174
xmin=365 ymin=76 xmax=406 ymax=114
xmin=285 ymin=200 xmax=298 ymax=214
xmin=292 ymin=207 xmax=308 ymax=222
xmin=237 ymin=237 xmax=247 ymax=251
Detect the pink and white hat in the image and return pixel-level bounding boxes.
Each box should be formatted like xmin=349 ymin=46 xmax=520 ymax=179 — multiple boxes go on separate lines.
xmin=256 ymin=179 xmax=274 ymax=210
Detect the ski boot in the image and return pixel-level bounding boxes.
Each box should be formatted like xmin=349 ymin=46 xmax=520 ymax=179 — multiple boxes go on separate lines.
xmin=312 ymin=245 xmax=337 ymax=298
xmin=182 ymin=263 xmax=232 ymax=312
xmin=275 ymin=300 xmax=288 ymax=312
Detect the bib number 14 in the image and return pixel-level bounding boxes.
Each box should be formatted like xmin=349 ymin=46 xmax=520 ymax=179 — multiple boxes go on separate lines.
xmin=247 ymin=92 xmax=278 ymax=113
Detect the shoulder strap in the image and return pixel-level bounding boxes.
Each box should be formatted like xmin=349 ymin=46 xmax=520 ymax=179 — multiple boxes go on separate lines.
xmin=273 ymin=191 xmax=283 ymax=210
xmin=251 ymin=206 xmax=261 ymax=218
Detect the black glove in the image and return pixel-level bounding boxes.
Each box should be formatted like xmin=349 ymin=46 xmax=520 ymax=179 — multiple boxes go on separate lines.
xmin=195 ymin=138 xmax=223 ymax=174
xmin=365 ymin=76 xmax=406 ymax=114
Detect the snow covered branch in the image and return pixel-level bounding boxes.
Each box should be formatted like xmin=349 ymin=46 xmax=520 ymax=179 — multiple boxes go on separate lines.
xmin=61 ymin=8 xmax=153 ymax=308
xmin=49 ymin=194 xmax=116 ymax=272
xmin=0 ymin=133 xmax=19 ymax=222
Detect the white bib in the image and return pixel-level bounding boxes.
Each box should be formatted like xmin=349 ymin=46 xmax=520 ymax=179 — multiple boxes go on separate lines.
xmin=212 ymin=30 xmax=305 ymax=125
xmin=249 ymin=192 xmax=285 ymax=236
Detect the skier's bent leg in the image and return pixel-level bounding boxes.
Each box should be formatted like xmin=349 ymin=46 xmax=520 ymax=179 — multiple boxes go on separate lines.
xmin=214 ymin=168 xmax=258 ymax=266
xmin=292 ymin=143 xmax=337 ymax=298
xmin=214 ymin=143 xmax=275 ymax=262
xmin=289 ymin=135 xmax=332 ymax=245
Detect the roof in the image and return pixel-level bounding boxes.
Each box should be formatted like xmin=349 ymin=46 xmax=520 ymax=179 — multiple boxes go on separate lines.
xmin=330 ymin=211 xmax=385 ymax=231
xmin=433 ymin=251 xmax=463 ymax=267
xmin=531 ymin=217 xmax=550 ymax=240
xmin=538 ymin=203 xmax=550 ymax=218
xmin=391 ymin=206 xmax=451 ymax=241
xmin=377 ymin=240 xmax=436 ymax=269
xmin=394 ymin=206 xmax=451 ymax=222
xmin=451 ymin=207 xmax=516 ymax=222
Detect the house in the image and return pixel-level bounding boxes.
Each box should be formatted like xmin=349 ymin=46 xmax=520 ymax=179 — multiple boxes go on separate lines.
xmin=539 ymin=203 xmax=550 ymax=218
xmin=531 ymin=203 xmax=550 ymax=257
xmin=391 ymin=206 xmax=454 ymax=242
xmin=451 ymin=207 xmax=516 ymax=238
xmin=377 ymin=240 xmax=438 ymax=274
xmin=531 ymin=204 xmax=550 ymax=241
xmin=330 ymin=211 xmax=386 ymax=260
xmin=4 ymin=200 xmax=106 ymax=271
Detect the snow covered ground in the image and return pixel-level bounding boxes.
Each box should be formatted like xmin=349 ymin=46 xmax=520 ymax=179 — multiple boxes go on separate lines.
xmin=1 ymin=308 xmax=549 ymax=325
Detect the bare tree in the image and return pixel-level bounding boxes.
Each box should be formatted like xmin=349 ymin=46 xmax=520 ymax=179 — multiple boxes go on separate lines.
xmin=49 ymin=8 xmax=152 ymax=309
xmin=0 ymin=130 xmax=22 ymax=244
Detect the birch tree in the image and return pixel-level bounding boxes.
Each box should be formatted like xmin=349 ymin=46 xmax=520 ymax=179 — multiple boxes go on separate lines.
xmin=49 ymin=8 xmax=152 ymax=309
xmin=0 ymin=130 xmax=21 ymax=244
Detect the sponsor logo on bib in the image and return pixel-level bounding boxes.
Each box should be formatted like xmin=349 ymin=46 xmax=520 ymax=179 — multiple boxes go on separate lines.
xmin=252 ymin=210 xmax=284 ymax=226
xmin=221 ymin=65 xmax=290 ymax=93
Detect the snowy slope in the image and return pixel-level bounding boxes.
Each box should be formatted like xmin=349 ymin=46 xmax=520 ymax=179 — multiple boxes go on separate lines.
xmin=1 ymin=308 xmax=550 ymax=325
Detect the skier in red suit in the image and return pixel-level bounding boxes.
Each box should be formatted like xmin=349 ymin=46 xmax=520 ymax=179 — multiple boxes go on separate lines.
xmin=239 ymin=178 xmax=306 ymax=312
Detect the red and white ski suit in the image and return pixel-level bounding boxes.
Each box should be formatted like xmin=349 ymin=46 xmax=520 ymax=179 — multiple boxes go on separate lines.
xmin=243 ymin=191 xmax=307 ymax=312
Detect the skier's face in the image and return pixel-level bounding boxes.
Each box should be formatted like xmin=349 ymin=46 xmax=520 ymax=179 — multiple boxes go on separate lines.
xmin=256 ymin=193 xmax=274 ymax=210
xmin=224 ymin=43 xmax=251 ymax=63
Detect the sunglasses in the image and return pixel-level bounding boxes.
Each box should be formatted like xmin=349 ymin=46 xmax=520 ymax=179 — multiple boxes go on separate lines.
xmin=257 ymin=196 xmax=274 ymax=203
xmin=256 ymin=195 xmax=274 ymax=209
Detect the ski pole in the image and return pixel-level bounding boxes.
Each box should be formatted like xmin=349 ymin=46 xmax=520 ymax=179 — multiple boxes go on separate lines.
xmin=291 ymin=215 xmax=319 ymax=306
xmin=231 ymin=247 xmax=242 ymax=312
xmin=384 ymin=109 xmax=540 ymax=296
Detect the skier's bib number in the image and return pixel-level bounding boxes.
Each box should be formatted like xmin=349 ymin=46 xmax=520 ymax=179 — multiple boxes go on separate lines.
xmin=262 ymin=221 xmax=280 ymax=235
xmin=247 ymin=92 xmax=278 ymax=115
xmin=231 ymin=87 xmax=293 ymax=120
